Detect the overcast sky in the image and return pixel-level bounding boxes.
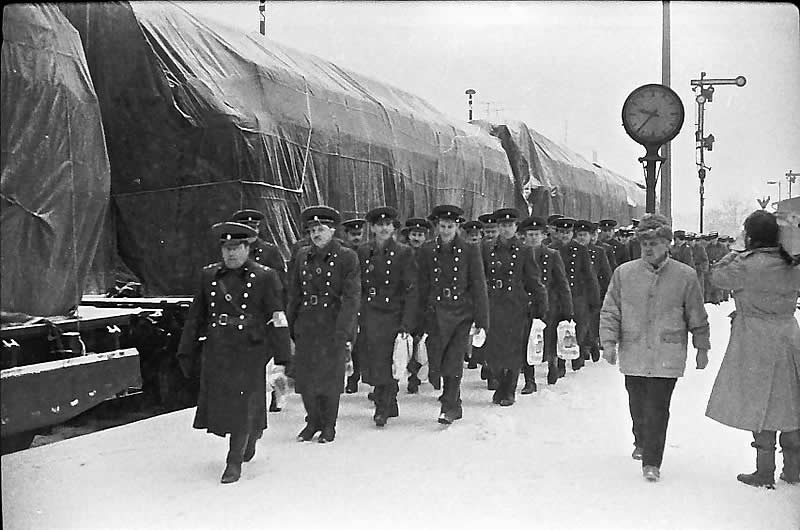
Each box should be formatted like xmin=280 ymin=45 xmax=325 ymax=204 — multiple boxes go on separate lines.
xmin=177 ymin=1 xmax=799 ymax=230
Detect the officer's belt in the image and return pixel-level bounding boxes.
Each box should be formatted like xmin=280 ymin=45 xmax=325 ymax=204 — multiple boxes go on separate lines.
xmin=213 ymin=313 xmax=256 ymax=327
xmin=301 ymin=294 xmax=339 ymax=307
xmin=487 ymin=279 xmax=511 ymax=290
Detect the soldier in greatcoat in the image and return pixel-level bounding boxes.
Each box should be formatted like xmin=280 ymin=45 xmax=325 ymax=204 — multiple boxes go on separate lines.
xmin=478 ymin=213 xmax=499 ymax=244
xmin=481 ymin=209 xmax=547 ymax=405
xmin=355 ymin=207 xmax=418 ymax=426
xmin=598 ymin=219 xmax=629 ymax=267
xmin=231 ymin=208 xmax=288 ymax=411
xmin=417 ymin=204 xmax=489 ymax=424
xmin=287 ymin=206 xmax=360 ymax=443
xmin=177 ymin=222 xmax=291 ymax=484
xmin=404 ymin=217 xmax=432 ymax=394
xmin=669 ymin=230 xmax=696 ymax=268
xmin=592 ymin=222 xmax=618 ymax=271
xmin=688 ymin=233 xmax=709 ymax=299
xmin=576 ymin=220 xmax=612 ymax=363
xmin=704 ymin=232 xmax=726 ymax=304
xmin=519 ymin=216 xmax=572 ymax=388
xmin=548 ymin=217 xmax=601 ymax=374
xmin=341 ymin=218 xmax=367 ymax=250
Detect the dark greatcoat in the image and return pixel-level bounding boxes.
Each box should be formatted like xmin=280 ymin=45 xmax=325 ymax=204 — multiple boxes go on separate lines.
xmin=692 ymin=243 xmax=709 ymax=297
xmin=417 ymin=235 xmax=489 ymax=379
xmin=177 ymin=259 xmax=290 ymax=437
xmin=588 ymin=242 xmax=613 ymax=300
xmin=287 ymin=238 xmax=360 ymax=395
xmin=355 ymin=238 xmax=418 ymax=385
xmin=531 ymin=245 xmax=573 ymax=363
xmin=704 ymin=242 xmax=727 ymax=303
xmin=627 ymin=237 xmax=641 ymax=261
xmin=670 ymin=242 xmax=695 ymax=268
xmin=549 ymin=239 xmax=600 ymax=348
xmin=251 ymin=238 xmax=287 ymax=299
xmin=481 ymin=237 xmax=547 ymax=371
xmin=606 ymin=237 xmax=629 ymax=266
xmin=597 ymin=241 xmax=618 ymax=271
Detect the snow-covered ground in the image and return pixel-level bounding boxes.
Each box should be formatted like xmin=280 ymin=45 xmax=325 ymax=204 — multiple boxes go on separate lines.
xmin=2 ymin=301 xmax=798 ymax=530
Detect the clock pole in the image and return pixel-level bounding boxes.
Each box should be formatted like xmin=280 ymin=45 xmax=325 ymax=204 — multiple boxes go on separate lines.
xmin=639 ymin=145 xmax=665 ymax=214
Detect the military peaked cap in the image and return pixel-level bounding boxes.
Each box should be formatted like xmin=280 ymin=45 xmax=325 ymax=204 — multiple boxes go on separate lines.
xmin=547 ymin=214 xmax=564 ymax=225
xmin=552 ymin=217 xmax=576 ymax=229
xmin=492 ymin=208 xmax=519 ymax=222
xmin=302 ymin=206 xmax=341 ymax=227
xmin=212 ymin=221 xmax=257 ymax=244
xmin=341 ymin=218 xmax=366 ymax=231
xmin=461 ymin=220 xmax=483 ymax=232
xmin=428 ymin=204 xmax=464 ymax=222
xmin=365 ymin=206 xmax=398 ymax=224
xmin=231 ymin=209 xmax=266 ymax=224
xmin=518 ymin=216 xmax=547 ymax=233
xmin=405 ymin=217 xmax=432 ymax=231
xmin=478 ymin=213 xmax=497 ymax=225
xmin=573 ymin=220 xmax=594 ymax=233
xmin=598 ymin=219 xmax=617 ymax=229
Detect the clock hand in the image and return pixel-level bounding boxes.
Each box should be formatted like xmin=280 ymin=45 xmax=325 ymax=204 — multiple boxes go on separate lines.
xmin=636 ymin=114 xmax=654 ymax=132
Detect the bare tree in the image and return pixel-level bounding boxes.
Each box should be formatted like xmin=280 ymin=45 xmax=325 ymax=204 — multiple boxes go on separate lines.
xmin=704 ymin=197 xmax=753 ymax=236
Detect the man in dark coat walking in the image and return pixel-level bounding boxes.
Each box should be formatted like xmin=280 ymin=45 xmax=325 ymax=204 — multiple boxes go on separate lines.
xmin=669 ymin=230 xmax=695 ymax=267
xmin=417 ymin=204 xmax=489 ymax=424
xmin=519 ymin=216 xmax=572 ymax=388
xmin=481 ymin=208 xmax=547 ymax=405
xmin=548 ymin=217 xmax=600 ymax=374
xmin=355 ymin=206 xmax=418 ymax=426
xmin=341 ymin=218 xmax=367 ymax=250
xmin=287 ymin=206 xmax=360 ymax=443
xmin=404 ymin=217 xmax=431 ymax=394
xmin=576 ymin=220 xmax=612 ymax=363
xmin=177 ymin=221 xmax=291 ymax=484
xmin=598 ymin=219 xmax=629 ymax=267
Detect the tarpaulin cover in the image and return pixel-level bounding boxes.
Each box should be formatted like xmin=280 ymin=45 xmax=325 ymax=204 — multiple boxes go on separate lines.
xmin=59 ymin=2 xmax=522 ymax=296
xmin=1 ymin=4 xmax=111 ymax=317
xmin=480 ymin=120 xmax=645 ymax=223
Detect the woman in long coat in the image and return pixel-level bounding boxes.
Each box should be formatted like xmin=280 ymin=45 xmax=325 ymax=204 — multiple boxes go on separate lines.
xmin=706 ymin=210 xmax=800 ymax=488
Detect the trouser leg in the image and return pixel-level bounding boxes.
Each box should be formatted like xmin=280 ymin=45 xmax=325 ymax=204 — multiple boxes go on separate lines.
xmin=640 ymin=377 xmax=677 ymax=468
xmin=441 ymin=375 xmax=462 ymax=415
xmin=227 ymin=430 xmax=249 ymax=464
xmin=505 ymin=368 xmax=520 ymax=402
xmin=624 ymin=375 xmax=646 ymax=451
xmin=779 ymin=430 xmax=800 ymax=483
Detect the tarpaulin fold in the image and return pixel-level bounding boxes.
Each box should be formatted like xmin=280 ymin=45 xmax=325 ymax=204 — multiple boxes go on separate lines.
xmin=59 ymin=1 xmax=523 ymax=295
xmin=1 ymin=4 xmax=111 ymax=316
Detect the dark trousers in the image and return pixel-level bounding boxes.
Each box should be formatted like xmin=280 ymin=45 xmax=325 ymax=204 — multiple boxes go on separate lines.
xmin=624 ymin=375 xmax=677 ymax=468
xmin=301 ymin=392 xmax=340 ymax=432
xmin=439 ymin=375 xmax=462 ymax=414
xmin=374 ymin=380 xmax=399 ymax=415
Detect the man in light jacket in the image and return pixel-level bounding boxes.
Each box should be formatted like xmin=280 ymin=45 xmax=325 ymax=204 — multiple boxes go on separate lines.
xmin=600 ymin=213 xmax=710 ymax=483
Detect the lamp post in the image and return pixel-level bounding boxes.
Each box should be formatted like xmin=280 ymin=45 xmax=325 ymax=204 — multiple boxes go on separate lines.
xmin=465 ymin=89 xmax=476 ymax=121
xmin=767 ymin=180 xmax=782 ymax=203
xmin=690 ymin=72 xmax=747 ymax=232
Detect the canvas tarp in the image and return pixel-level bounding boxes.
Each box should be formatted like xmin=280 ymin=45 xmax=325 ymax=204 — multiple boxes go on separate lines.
xmin=486 ymin=120 xmax=645 ymax=223
xmin=58 ymin=2 xmax=522 ymax=296
xmin=1 ymin=4 xmax=112 ymax=317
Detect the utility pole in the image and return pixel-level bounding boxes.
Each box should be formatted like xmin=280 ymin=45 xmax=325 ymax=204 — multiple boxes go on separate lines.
xmin=259 ymin=0 xmax=266 ymax=36
xmin=465 ymin=89 xmax=476 ymax=121
xmin=787 ymin=170 xmax=800 ymax=199
xmin=659 ymin=0 xmax=672 ymax=218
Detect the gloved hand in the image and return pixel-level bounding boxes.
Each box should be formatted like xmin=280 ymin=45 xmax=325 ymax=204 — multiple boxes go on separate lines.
xmin=695 ymin=349 xmax=709 ymax=369
xmin=602 ymin=342 xmax=618 ymax=365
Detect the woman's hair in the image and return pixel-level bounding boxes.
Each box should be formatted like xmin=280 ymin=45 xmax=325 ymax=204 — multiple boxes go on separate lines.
xmin=744 ymin=209 xmax=795 ymax=264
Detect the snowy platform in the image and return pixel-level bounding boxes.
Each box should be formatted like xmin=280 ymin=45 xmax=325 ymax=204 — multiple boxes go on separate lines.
xmin=2 ymin=302 xmax=798 ymax=530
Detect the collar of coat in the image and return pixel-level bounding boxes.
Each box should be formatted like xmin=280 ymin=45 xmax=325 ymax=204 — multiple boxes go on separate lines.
xmin=310 ymin=238 xmax=339 ymax=258
xmin=435 ymin=234 xmax=464 ymax=252
xmin=369 ymin=237 xmax=397 ymax=254
xmin=213 ymin=259 xmax=255 ymax=278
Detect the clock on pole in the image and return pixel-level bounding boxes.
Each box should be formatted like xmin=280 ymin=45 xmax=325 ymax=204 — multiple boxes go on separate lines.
xmin=621 ymin=83 xmax=685 ymax=213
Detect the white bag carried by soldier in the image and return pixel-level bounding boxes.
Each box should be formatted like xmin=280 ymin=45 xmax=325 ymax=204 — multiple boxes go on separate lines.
xmin=527 ymin=319 xmax=547 ymax=365
xmin=392 ymin=332 xmax=413 ymax=381
xmin=266 ymin=358 xmax=289 ymax=409
xmin=470 ymin=323 xmax=487 ymax=347
xmin=417 ymin=333 xmax=429 ymax=381
xmin=556 ymin=320 xmax=579 ymax=360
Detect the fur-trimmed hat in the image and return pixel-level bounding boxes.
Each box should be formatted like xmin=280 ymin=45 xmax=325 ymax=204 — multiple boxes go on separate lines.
xmin=635 ymin=213 xmax=673 ymax=241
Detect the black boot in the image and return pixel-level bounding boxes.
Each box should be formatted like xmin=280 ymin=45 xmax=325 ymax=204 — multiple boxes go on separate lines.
xmin=222 ymin=431 xmax=248 ymax=483
xmin=429 ymin=372 xmax=442 ymax=390
xmin=779 ymin=431 xmax=800 ymax=484
xmin=345 ymin=373 xmax=359 ymax=394
xmin=546 ymin=358 xmax=559 ymax=385
xmin=318 ymin=395 xmax=339 ymax=443
xmin=387 ymin=381 xmax=399 ymax=418
xmin=557 ymin=358 xmax=567 ymax=378
xmin=480 ymin=364 xmax=490 ymax=381
xmin=297 ymin=393 xmax=321 ymax=442
xmin=737 ymin=443 xmax=776 ymax=489
xmin=499 ymin=369 xmax=517 ymax=406
xmin=571 ymin=354 xmax=585 ymax=371
xmin=521 ymin=365 xmax=537 ymax=394
xmin=590 ymin=345 xmax=601 ymax=363
xmin=373 ymin=385 xmax=387 ymax=427
xmin=407 ymin=375 xmax=420 ymax=394
xmin=438 ymin=376 xmax=462 ymax=424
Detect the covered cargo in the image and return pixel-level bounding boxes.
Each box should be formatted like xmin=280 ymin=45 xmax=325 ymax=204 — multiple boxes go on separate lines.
xmin=59 ymin=2 xmax=522 ymax=296
xmin=484 ymin=120 xmax=645 ymax=223
xmin=1 ymin=4 xmax=112 ymax=316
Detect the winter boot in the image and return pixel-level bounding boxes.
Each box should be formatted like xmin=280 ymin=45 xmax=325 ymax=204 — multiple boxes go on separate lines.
xmin=318 ymin=395 xmax=339 ymax=443
xmin=779 ymin=431 xmax=800 ymax=484
xmin=557 ymin=358 xmax=567 ymax=378
xmin=222 ymin=431 xmax=248 ymax=483
xmin=220 ymin=462 xmax=242 ymax=484
xmin=480 ymin=364 xmax=490 ymax=381
xmin=297 ymin=393 xmax=321 ymax=441
xmin=521 ymin=365 xmax=537 ymax=394
xmin=373 ymin=385 xmax=387 ymax=427
xmin=407 ymin=374 xmax=421 ymax=394
xmin=345 ymin=373 xmax=359 ymax=394
xmin=546 ymin=359 xmax=559 ymax=385
xmin=737 ymin=445 xmax=776 ymax=489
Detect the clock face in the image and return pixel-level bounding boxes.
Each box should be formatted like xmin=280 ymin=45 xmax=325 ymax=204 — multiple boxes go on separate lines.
xmin=621 ymin=84 xmax=685 ymax=146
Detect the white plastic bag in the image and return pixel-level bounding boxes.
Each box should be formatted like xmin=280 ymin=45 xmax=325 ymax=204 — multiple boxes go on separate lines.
xmin=526 ymin=319 xmax=546 ymax=365
xmin=416 ymin=334 xmax=429 ymax=381
xmin=392 ymin=333 xmax=413 ymax=381
xmin=556 ymin=320 xmax=579 ymax=360
xmin=471 ymin=324 xmax=486 ymax=348
xmin=266 ymin=359 xmax=289 ymax=409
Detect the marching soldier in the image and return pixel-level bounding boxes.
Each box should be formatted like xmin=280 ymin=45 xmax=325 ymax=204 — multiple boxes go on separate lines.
xmin=231 ymin=208 xmax=289 ymax=411
xmin=177 ymin=222 xmax=291 ymax=484
xmin=287 ymin=206 xmax=360 ymax=443
xmin=598 ymin=219 xmax=629 ymax=267
xmin=544 ymin=214 xmax=564 ymax=246
xmin=576 ymin=220 xmax=612 ymax=362
xmin=461 ymin=220 xmax=483 ymax=244
xmin=670 ymin=230 xmax=695 ymax=267
xmin=592 ymin=222 xmax=617 ymax=270
xmin=688 ymin=232 xmax=709 ymax=299
xmin=519 ymin=216 xmax=572 ymax=388
xmin=627 ymin=219 xmax=642 ymax=261
xmin=354 ymin=207 xmax=418 ymax=426
xmin=704 ymin=232 xmax=725 ymax=304
xmin=548 ymin=217 xmax=601 ymax=374
xmin=341 ymin=218 xmax=367 ymax=249
xmin=481 ymin=209 xmax=547 ymax=405
xmin=478 ymin=213 xmax=499 ymax=244
xmin=417 ymin=204 xmax=489 ymax=424
xmin=404 ymin=217 xmax=432 ymax=394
